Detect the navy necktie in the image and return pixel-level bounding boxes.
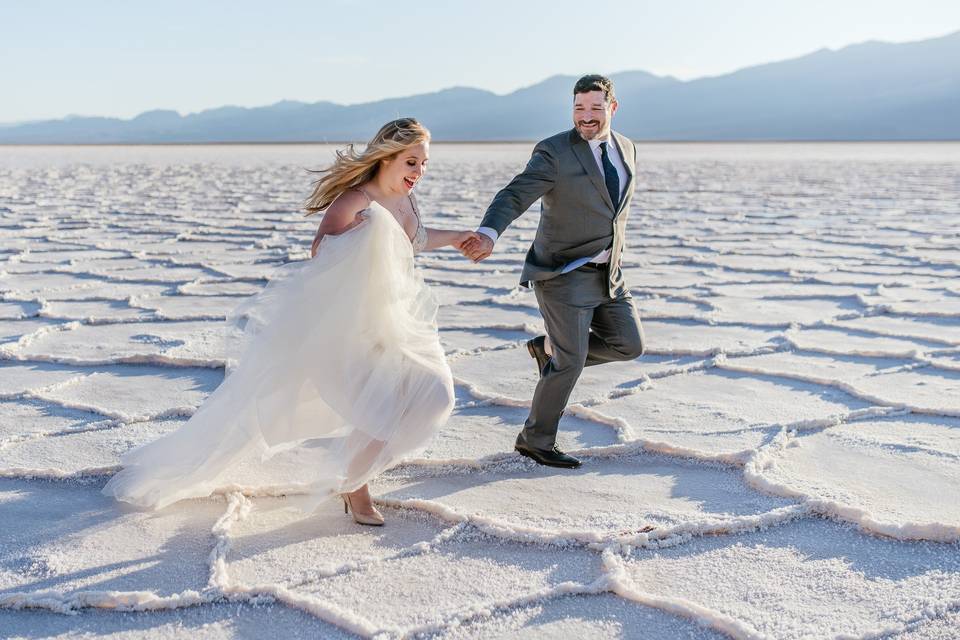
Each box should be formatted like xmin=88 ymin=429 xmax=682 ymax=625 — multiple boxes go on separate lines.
xmin=600 ymin=141 xmax=620 ymax=209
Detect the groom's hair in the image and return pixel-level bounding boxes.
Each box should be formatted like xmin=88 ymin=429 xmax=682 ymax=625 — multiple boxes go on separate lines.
xmin=573 ymin=75 xmax=615 ymax=103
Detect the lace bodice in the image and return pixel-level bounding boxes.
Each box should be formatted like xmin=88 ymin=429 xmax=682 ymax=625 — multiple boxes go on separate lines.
xmin=409 ymin=194 xmax=428 ymax=255
xmin=356 ymin=188 xmax=427 ymax=254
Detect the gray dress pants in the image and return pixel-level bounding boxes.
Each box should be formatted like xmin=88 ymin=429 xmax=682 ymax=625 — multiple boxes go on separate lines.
xmin=519 ymin=263 xmax=645 ymax=450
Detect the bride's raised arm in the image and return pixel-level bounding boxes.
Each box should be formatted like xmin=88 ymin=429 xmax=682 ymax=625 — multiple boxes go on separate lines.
xmin=309 ymin=189 xmax=369 ymax=257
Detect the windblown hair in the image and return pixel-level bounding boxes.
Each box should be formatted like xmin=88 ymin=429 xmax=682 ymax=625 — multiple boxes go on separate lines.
xmin=573 ymin=74 xmax=616 ymax=102
xmin=304 ymin=117 xmax=430 ymax=215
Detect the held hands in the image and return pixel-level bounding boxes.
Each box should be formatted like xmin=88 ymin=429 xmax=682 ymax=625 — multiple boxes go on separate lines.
xmin=311 ymin=224 xmax=486 ymax=261
xmin=459 ymin=232 xmax=494 ymax=263
xmin=452 ymin=230 xmax=481 ymax=249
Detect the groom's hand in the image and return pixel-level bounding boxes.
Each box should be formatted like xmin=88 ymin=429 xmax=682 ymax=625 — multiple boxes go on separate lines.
xmin=462 ymin=233 xmax=494 ymax=262
xmin=453 ymin=231 xmax=482 ymax=251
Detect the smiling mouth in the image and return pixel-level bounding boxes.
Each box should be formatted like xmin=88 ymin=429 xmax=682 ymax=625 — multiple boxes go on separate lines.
xmin=403 ymin=177 xmax=417 ymax=189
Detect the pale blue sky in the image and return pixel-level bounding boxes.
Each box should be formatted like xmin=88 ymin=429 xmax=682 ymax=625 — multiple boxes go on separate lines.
xmin=1 ymin=0 xmax=958 ymax=123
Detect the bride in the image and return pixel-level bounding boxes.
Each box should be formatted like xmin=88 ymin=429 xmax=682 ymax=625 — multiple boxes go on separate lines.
xmin=103 ymin=118 xmax=477 ymax=525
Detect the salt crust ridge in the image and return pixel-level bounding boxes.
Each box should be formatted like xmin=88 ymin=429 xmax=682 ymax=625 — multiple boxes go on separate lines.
xmin=1 ymin=144 xmax=959 ymax=638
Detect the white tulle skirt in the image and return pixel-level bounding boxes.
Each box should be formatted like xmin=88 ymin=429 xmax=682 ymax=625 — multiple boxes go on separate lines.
xmin=102 ymin=204 xmax=455 ymax=513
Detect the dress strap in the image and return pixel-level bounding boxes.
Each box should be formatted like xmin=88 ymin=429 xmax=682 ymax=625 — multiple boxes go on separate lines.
xmin=409 ymin=193 xmax=428 ymax=255
xmin=408 ymin=193 xmax=423 ymax=224
xmin=354 ymin=187 xmax=372 ymax=206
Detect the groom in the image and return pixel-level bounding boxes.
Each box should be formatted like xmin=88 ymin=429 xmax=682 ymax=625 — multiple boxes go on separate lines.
xmin=462 ymin=74 xmax=645 ymax=469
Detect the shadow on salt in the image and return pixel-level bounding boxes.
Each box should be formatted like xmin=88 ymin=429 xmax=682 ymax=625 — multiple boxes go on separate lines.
xmin=378 ymin=451 xmax=795 ymax=540
xmin=0 ymin=600 xmax=355 ymax=640
xmin=0 ymin=478 xmax=220 ymax=598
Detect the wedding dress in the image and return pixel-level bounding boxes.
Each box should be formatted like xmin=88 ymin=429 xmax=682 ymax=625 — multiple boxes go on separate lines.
xmin=102 ymin=197 xmax=454 ymax=513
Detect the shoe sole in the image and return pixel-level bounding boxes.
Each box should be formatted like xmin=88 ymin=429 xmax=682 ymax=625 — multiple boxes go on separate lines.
xmin=514 ymin=446 xmax=581 ymax=469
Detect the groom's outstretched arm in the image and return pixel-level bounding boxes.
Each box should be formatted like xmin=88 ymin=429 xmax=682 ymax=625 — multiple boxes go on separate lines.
xmin=464 ymin=141 xmax=558 ymax=261
xmin=482 ymin=140 xmax=558 ymax=235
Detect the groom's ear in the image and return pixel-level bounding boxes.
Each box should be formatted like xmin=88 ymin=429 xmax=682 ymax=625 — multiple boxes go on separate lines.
xmin=609 ymin=98 xmax=619 ymax=117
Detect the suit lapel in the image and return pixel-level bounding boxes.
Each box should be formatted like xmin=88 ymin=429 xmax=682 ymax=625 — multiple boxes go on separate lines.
xmin=570 ymin=130 xmax=616 ymax=213
xmin=611 ymin=131 xmax=634 ymax=217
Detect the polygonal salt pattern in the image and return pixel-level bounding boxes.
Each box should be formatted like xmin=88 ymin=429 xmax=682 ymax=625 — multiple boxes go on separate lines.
xmin=595 ymin=368 xmax=873 ymax=456
xmin=0 ymin=318 xmax=63 ymax=344
xmin=379 ymin=453 xmax=795 ymax=539
xmin=39 ymin=299 xmax=156 ymax=322
xmin=0 ymin=603 xmax=356 ymax=640
xmin=751 ymin=417 xmax=960 ymax=536
xmin=0 ymin=361 xmax=89 ymax=397
xmin=0 ymin=478 xmax=222 ymax=596
xmin=297 ymin=532 xmax=601 ymax=633
xmin=614 ymin=519 xmax=960 ymax=639
xmin=1 ymin=418 xmax=188 ymax=475
xmin=12 ymin=320 xmax=226 ymax=366
xmin=0 ymin=300 xmax=41 ymax=319
xmin=706 ymin=295 xmax=864 ymax=326
xmin=785 ymin=325 xmax=945 ymax=357
xmin=34 ymin=365 xmax=223 ymax=420
xmin=433 ymin=593 xmax=724 ymax=639
xmin=639 ymin=319 xmax=782 ymax=356
xmin=1 ymin=143 xmax=959 ymax=637
xmin=130 ymin=294 xmax=248 ymax=320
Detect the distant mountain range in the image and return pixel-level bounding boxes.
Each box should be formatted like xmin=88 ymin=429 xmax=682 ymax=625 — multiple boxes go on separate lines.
xmin=3 ymin=31 xmax=958 ymax=143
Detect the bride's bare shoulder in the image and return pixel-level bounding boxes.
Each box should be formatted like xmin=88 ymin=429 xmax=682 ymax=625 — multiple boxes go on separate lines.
xmin=328 ymin=188 xmax=371 ymax=215
xmin=320 ymin=189 xmax=371 ymax=231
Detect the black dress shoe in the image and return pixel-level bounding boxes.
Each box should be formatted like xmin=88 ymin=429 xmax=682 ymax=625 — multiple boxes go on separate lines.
xmin=515 ymin=442 xmax=582 ymax=468
xmin=526 ymin=336 xmax=550 ymax=376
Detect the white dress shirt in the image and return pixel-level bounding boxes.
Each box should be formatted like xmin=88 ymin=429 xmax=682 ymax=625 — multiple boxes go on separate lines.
xmin=477 ymin=132 xmax=627 ymax=273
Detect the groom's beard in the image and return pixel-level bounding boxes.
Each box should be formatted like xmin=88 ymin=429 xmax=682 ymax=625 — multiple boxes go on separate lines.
xmin=575 ymin=121 xmax=607 ymax=140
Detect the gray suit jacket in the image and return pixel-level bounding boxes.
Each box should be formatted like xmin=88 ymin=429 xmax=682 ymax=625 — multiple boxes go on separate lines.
xmin=479 ymin=128 xmax=637 ymax=297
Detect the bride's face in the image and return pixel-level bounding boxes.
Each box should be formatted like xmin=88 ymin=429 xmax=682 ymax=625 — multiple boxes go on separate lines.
xmin=380 ymin=142 xmax=430 ymax=194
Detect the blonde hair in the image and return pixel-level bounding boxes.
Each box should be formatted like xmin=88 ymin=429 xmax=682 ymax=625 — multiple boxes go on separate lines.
xmin=304 ymin=117 xmax=430 ymax=215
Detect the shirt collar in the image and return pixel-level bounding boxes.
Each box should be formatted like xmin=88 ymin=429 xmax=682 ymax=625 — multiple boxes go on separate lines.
xmin=587 ymin=134 xmax=612 ymax=151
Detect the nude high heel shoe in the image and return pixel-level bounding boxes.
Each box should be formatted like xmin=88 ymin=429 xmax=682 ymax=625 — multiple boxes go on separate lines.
xmin=341 ymin=493 xmax=385 ymax=526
